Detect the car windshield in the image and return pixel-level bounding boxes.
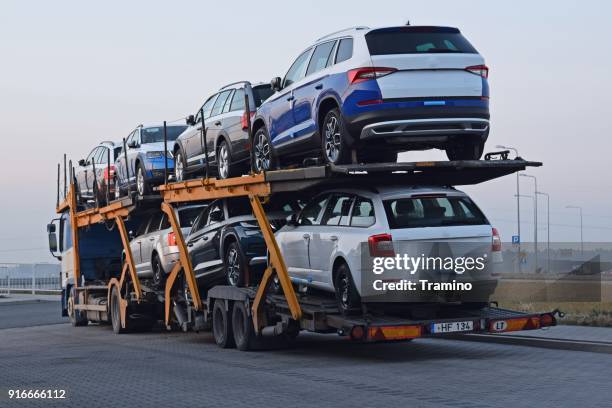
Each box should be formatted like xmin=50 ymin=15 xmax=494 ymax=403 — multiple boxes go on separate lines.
xmin=253 ymin=85 xmax=274 ymax=107
xmin=141 ymin=126 xmax=187 ymax=144
xmin=365 ymin=27 xmax=478 ymax=55
xmin=178 ymin=206 xmax=205 ymax=228
xmin=383 ymin=195 xmax=488 ymax=229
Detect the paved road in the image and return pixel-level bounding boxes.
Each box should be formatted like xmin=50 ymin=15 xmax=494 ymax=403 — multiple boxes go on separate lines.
xmin=1 ymin=302 xmax=610 ymax=408
xmin=0 ymin=301 xmax=67 ymax=329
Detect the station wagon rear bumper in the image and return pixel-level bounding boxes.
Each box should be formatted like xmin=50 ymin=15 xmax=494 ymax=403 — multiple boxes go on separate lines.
xmin=360 ymin=117 xmax=490 ymax=141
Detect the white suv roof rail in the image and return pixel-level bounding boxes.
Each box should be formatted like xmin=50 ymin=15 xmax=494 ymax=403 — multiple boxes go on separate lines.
xmin=316 ymin=26 xmax=369 ymax=42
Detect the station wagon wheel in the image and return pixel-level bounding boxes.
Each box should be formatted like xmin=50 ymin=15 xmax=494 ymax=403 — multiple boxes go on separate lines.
xmin=334 ymin=263 xmax=361 ymax=315
xmin=136 ymin=163 xmax=150 ymax=196
xmin=113 ymin=177 xmax=121 ymax=199
xmin=217 ymin=140 xmax=231 ymax=179
xmin=225 ymin=242 xmax=245 ymax=287
xmin=151 ymin=254 xmax=165 ymax=288
xmin=322 ymin=108 xmax=348 ymax=165
xmin=174 ymin=150 xmax=185 ymax=181
xmin=253 ymin=128 xmax=275 ymax=172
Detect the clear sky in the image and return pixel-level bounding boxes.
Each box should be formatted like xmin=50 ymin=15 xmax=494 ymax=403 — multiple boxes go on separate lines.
xmin=1 ymin=0 xmax=611 ymax=263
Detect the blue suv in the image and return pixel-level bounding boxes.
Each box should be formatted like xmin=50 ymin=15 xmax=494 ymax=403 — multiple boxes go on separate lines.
xmin=251 ymin=25 xmax=490 ymax=171
xmin=114 ymin=124 xmax=187 ymax=197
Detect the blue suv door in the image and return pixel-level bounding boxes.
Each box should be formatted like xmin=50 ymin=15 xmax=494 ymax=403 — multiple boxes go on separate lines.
xmin=267 ymin=49 xmax=312 ymax=150
xmin=291 ymin=40 xmax=337 ymax=145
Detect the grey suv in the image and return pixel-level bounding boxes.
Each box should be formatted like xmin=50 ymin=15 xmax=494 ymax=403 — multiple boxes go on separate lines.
xmin=127 ymin=204 xmax=205 ymax=288
xmin=173 ymin=81 xmax=273 ymax=180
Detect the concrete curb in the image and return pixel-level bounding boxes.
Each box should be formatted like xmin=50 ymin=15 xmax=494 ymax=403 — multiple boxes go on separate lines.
xmin=448 ymin=333 xmax=612 ymax=354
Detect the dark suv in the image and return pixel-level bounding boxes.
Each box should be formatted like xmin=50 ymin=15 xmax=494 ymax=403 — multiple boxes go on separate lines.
xmin=173 ymin=81 xmax=273 ymax=180
xmin=185 ymin=196 xmax=302 ymax=289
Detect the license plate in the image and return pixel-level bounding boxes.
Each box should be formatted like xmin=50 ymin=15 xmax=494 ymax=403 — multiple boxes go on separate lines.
xmin=431 ymin=321 xmax=474 ymax=334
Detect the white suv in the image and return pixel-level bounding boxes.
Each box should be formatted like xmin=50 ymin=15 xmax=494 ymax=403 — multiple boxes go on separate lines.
xmin=275 ymin=186 xmax=501 ymax=313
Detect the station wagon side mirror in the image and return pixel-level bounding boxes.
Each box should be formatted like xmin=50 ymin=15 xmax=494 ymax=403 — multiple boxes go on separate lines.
xmin=128 ymin=230 xmax=134 ymax=240
xmin=127 ymin=140 xmax=138 ymax=149
xmin=186 ymin=114 xmax=196 ymax=126
xmin=271 ymin=76 xmax=282 ymax=92
xmin=78 ymin=159 xmax=86 ymax=167
xmin=286 ymin=213 xmax=299 ymax=226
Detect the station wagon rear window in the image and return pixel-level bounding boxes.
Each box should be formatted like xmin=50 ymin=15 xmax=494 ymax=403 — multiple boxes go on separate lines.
xmin=383 ymin=195 xmax=487 ymax=229
xmin=365 ymin=27 xmax=478 ymax=55
xmin=253 ymin=85 xmax=273 ymax=107
xmin=141 ymin=126 xmax=187 ymax=143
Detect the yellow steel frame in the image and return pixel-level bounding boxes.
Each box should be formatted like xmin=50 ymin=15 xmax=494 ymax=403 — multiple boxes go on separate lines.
xmin=56 ymin=185 xmax=143 ymax=320
xmin=161 ymin=202 xmax=202 ymax=325
xmin=158 ymin=175 xmax=302 ymax=332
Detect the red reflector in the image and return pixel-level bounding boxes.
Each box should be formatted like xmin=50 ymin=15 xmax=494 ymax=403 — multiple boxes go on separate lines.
xmin=356 ymin=99 xmax=384 ymax=106
xmin=540 ymin=313 xmax=556 ymax=327
xmin=350 ymin=325 xmax=365 ymax=340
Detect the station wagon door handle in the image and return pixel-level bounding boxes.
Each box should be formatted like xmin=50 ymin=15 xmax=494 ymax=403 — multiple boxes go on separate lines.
xmin=286 ymin=96 xmax=294 ymax=101
xmin=330 ymin=235 xmax=338 ymax=241
xmin=149 ymin=237 xmax=155 ymax=242
xmin=202 ymin=236 xmax=209 ymax=241
xmin=214 ymin=121 xmax=221 ymax=126
xmin=314 ymin=84 xmax=323 ymax=90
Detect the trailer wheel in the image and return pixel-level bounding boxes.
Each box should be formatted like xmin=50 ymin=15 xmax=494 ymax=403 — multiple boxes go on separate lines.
xmin=334 ymin=263 xmax=361 ymax=315
xmin=110 ymin=286 xmax=128 ymax=334
xmin=231 ymin=301 xmax=260 ymax=351
xmin=212 ymin=300 xmax=235 ymax=348
xmin=67 ymin=289 xmax=88 ymax=327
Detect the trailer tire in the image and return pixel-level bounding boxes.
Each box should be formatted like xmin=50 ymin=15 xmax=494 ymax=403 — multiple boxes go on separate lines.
xmin=232 ymin=301 xmax=261 ymax=351
xmin=111 ymin=286 xmax=128 ymax=334
xmin=68 ymin=288 xmax=88 ymax=327
xmin=212 ymin=300 xmax=235 ymax=348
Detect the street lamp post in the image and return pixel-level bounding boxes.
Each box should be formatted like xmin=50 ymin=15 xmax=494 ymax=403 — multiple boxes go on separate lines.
xmin=520 ymin=174 xmax=538 ymax=272
xmin=497 ymin=145 xmax=521 ymax=271
xmin=515 ymin=194 xmax=534 ymax=273
xmin=566 ymin=205 xmax=584 ymax=258
xmin=536 ymin=191 xmax=550 ymax=273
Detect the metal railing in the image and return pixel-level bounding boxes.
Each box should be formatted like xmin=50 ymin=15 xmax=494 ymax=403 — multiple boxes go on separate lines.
xmin=0 ymin=267 xmax=61 ymax=295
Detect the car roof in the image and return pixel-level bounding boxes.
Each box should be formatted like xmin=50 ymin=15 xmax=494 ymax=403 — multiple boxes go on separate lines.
xmin=317 ymin=185 xmax=465 ymax=199
xmin=315 ymin=25 xmax=460 ymax=44
xmin=219 ymin=81 xmax=270 ymax=91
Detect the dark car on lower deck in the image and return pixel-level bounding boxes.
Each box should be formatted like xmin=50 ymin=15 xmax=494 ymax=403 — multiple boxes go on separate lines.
xmin=185 ymin=196 xmax=303 ymax=289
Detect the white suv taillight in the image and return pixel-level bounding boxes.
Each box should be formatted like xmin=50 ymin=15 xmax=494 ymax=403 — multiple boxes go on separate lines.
xmin=491 ymin=227 xmax=501 ymax=252
xmin=466 ymin=64 xmax=489 ymax=79
xmin=348 ymin=67 xmax=397 ymax=84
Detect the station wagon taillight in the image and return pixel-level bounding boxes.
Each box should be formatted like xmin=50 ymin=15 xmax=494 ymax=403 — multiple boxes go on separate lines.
xmin=241 ymin=111 xmax=255 ymax=130
xmin=492 ymin=227 xmax=502 ymax=252
xmin=167 ymin=232 xmax=177 ymax=247
xmin=466 ymin=64 xmax=489 ymax=79
xmin=368 ymin=233 xmax=394 ymax=257
xmin=348 ymin=67 xmax=397 ymax=84
xmin=103 ymin=165 xmax=115 ymax=181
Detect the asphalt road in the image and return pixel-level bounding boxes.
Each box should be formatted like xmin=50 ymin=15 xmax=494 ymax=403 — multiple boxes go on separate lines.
xmin=0 ymin=301 xmax=67 ymax=329
xmin=1 ymin=301 xmax=611 ymax=408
